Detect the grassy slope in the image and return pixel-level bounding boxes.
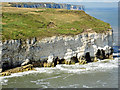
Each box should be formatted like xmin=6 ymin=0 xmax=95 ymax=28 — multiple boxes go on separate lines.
xmin=2 ymin=7 xmax=112 ymax=41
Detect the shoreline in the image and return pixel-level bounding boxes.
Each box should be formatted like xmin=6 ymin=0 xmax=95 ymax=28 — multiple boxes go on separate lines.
xmin=1 ymin=31 xmax=113 ymax=73
xmin=0 ymin=58 xmax=118 ymax=79
xmin=0 ymin=56 xmax=115 ymax=76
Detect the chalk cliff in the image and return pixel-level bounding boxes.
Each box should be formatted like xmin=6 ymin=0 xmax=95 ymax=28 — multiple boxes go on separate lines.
xmin=1 ymin=30 xmax=113 ymax=71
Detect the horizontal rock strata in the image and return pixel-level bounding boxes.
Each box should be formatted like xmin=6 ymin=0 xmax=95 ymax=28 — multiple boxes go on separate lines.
xmin=1 ymin=31 xmax=113 ymax=72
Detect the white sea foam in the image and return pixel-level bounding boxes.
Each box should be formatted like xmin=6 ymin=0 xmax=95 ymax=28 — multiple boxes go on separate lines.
xmin=55 ymin=58 xmax=118 ymax=74
xmin=0 ymin=67 xmax=56 ymax=79
xmin=58 ymin=84 xmax=80 ymax=88
xmin=1 ymin=79 xmax=8 ymax=85
xmin=0 ymin=58 xmax=118 ymax=85
xmin=83 ymin=85 xmax=92 ymax=88
xmin=63 ymin=74 xmax=73 ymax=79
xmin=37 ymin=75 xmax=62 ymax=82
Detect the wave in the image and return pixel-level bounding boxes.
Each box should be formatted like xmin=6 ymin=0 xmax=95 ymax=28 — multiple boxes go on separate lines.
xmin=55 ymin=58 xmax=118 ymax=74
xmin=0 ymin=58 xmax=118 ymax=86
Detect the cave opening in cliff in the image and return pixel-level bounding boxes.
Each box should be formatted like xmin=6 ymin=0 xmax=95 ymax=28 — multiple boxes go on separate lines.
xmin=85 ymin=52 xmax=92 ymax=62
xmin=96 ymin=49 xmax=106 ymax=60
xmin=2 ymin=62 xmax=10 ymax=72
xmin=71 ymin=56 xmax=79 ymax=63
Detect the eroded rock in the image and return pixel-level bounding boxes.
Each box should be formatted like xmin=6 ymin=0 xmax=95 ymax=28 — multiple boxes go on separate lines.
xmin=71 ymin=56 xmax=79 ymax=63
xmin=85 ymin=52 xmax=91 ymax=62
xmin=93 ymin=57 xmax=98 ymax=62
xmin=96 ymin=49 xmax=106 ymax=60
xmin=47 ymin=55 xmax=54 ymax=63
xmin=79 ymin=60 xmax=87 ymax=65
xmin=0 ymin=64 xmax=34 ymax=76
xmin=21 ymin=59 xmax=30 ymax=66
xmin=1 ymin=31 xmax=113 ymax=71
xmin=57 ymin=59 xmax=65 ymax=64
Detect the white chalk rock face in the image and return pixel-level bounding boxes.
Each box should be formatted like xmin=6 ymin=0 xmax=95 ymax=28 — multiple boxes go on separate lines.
xmin=47 ymin=55 xmax=54 ymax=63
xmin=1 ymin=30 xmax=113 ymax=68
xmin=21 ymin=59 xmax=30 ymax=66
xmin=64 ymin=49 xmax=76 ymax=61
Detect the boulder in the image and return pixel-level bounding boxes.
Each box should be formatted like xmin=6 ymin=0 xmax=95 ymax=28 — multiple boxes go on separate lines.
xmin=43 ymin=62 xmax=47 ymax=67
xmin=32 ymin=61 xmax=43 ymax=67
xmin=1 ymin=72 xmax=11 ymax=76
xmin=93 ymin=57 xmax=98 ymax=62
xmin=65 ymin=60 xmax=68 ymax=64
xmin=51 ymin=63 xmax=55 ymax=67
xmin=43 ymin=62 xmax=52 ymax=67
xmin=68 ymin=61 xmax=71 ymax=65
xmin=78 ymin=56 xmax=85 ymax=61
xmin=47 ymin=63 xmax=52 ymax=67
xmin=79 ymin=60 xmax=87 ymax=65
xmin=57 ymin=61 xmax=59 ymax=64
xmin=71 ymin=62 xmax=75 ymax=64
xmin=65 ymin=60 xmax=71 ymax=65
xmin=78 ymin=56 xmax=87 ymax=65
xmin=0 ymin=64 xmax=34 ymax=76
xmin=47 ymin=55 xmax=54 ymax=63
xmin=22 ymin=64 xmax=33 ymax=69
xmin=21 ymin=59 xmax=30 ymax=66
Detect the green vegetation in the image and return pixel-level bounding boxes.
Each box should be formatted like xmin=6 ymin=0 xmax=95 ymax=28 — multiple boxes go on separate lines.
xmin=2 ymin=7 xmax=112 ymax=41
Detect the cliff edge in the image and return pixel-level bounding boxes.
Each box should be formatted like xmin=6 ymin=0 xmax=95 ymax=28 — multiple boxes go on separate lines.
xmin=2 ymin=6 xmax=112 ymax=41
xmin=0 ymin=6 xmax=113 ymax=73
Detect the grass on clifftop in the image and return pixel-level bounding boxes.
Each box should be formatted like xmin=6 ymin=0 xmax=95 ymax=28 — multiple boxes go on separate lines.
xmin=2 ymin=7 xmax=112 ymax=41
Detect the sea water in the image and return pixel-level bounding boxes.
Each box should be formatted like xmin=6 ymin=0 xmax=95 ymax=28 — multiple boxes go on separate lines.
xmin=0 ymin=59 xmax=118 ymax=88
xmin=0 ymin=2 xmax=119 ymax=88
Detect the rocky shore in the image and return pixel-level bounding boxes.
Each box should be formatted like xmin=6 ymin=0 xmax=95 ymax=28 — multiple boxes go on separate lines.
xmin=0 ymin=30 xmax=114 ymax=76
xmin=0 ymin=64 xmax=34 ymax=76
xmin=0 ymin=54 xmax=113 ymax=76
